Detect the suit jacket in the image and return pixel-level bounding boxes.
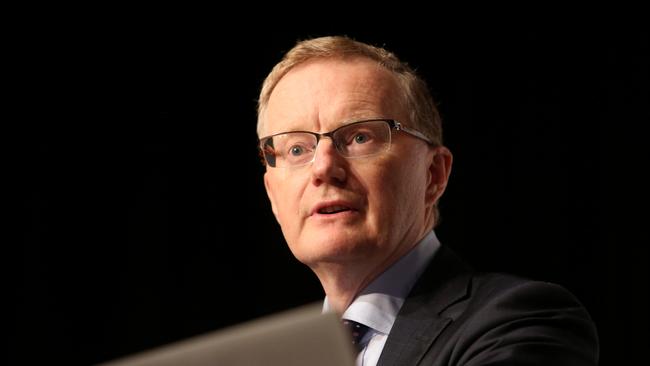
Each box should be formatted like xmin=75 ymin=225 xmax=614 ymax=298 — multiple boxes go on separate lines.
xmin=376 ymin=245 xmax=599 ymax=366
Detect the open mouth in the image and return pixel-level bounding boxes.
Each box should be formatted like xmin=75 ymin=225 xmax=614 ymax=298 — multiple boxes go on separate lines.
xmin=317 ymin=205 xmax=352 ymax=214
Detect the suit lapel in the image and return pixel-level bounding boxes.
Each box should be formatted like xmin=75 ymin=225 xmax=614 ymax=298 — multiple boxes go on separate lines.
xmin=377 ymin=245 xmax=472 ymax=366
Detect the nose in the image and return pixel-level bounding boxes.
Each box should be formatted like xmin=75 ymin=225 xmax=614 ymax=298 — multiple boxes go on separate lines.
xmin=310 ymin=138 xmax=347 ymax=186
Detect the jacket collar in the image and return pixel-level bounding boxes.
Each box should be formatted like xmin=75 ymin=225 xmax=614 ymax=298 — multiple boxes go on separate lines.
xmin=377 ymin=245 xmax=473 ymax=366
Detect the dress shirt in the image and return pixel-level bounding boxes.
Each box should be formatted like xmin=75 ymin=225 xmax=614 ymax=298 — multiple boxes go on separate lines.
xmin=323 ymin=231 xmax=441 ymax=366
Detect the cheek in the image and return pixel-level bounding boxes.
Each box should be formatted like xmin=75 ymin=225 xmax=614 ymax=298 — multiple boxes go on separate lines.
xmin=370 ymin=159 xmax=426 ymax=218
xmin=269 ymin=174 xmax=306 ymax=224
xmin=362 ymin=162 xmax=401 ymax=218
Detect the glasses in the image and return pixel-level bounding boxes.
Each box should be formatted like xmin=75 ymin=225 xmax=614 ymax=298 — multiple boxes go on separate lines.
xmin=259 ymin=119 xmax=433 ymax=168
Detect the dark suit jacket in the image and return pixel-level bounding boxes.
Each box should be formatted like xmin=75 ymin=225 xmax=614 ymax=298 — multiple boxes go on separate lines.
xmin=377 ymin=245 xmax=599 ymax=366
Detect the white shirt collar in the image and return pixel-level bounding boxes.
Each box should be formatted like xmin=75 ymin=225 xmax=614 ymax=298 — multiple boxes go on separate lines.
xmin=323 ymin=231 xmax=441 ymax=334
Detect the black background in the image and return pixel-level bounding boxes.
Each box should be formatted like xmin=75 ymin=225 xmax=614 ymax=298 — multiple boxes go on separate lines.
xmin=15 ymin=23 xmax=647 ymax=365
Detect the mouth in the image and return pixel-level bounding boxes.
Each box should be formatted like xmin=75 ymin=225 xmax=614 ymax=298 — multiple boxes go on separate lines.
xmin=317 ymin=205 xmax=352 ymax=214
xmin=311 ymin=201 xmax=358 ymax=217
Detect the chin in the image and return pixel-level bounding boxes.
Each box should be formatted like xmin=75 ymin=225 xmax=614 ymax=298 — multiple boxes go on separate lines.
xmin=290 ymin=232 xmax=374 ymax=265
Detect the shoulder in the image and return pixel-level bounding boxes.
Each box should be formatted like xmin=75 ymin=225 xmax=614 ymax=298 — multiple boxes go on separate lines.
xmin=421 ymin=245 xmax=593 ymax=320
xmin=458 ymin=272 xmax=596 ymax=331
xmin=441 ymin=272 xmax=600 ymax=365
xmin=469 ymin=272 xmax=585 ymax=311
xmin=387 ymin=247 xmax=599 ymax=365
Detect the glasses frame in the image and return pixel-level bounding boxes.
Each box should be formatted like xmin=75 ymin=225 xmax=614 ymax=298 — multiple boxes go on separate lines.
xmin=258 ymin=119 xmax=434 ymax=168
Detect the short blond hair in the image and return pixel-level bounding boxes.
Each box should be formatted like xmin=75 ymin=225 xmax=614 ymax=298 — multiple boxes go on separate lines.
xmin=257 ymin=36 xmax=443 ymax=147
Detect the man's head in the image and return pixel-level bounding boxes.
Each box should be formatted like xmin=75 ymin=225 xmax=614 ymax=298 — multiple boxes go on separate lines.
xmin=257 ymin=36 xmax=452 ymax=278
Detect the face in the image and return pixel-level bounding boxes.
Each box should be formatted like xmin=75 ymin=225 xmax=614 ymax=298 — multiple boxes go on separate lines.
xmin=261 ymin=58 xmax=444 ymax=272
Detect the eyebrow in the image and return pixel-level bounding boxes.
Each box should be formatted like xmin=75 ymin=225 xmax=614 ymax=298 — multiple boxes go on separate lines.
xmin=280 ymin=115 xmax=385 ymax=133
xmin=341 ymin=115 xmax=383 ymax=125
xmin=306 ymin=116 xmax=387 ymax=133
xmin=342 ymin=109 xmax=385 ymax=122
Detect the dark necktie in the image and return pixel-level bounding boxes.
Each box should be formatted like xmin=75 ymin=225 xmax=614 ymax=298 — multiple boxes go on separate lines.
xmin=342 ymin=319 xmax=371 ymax=353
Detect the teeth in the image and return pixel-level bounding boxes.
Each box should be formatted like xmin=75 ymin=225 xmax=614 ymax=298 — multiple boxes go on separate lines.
xmin=319 ymin=205 xmax=349 ymax=214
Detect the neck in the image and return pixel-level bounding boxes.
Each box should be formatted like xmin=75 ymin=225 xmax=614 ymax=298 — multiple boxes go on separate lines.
xmin=313 ymin=262 xmax=373 ymax=315
xmin=312 ymin=237 xmax=422 ymax=315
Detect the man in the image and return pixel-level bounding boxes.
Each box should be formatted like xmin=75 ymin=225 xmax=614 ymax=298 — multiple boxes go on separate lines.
xmin=257 ymin=36 xmax=598 ymax=366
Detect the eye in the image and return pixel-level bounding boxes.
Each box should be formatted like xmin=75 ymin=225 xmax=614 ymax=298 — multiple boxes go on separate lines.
xmin=289 ymin=145 xmax=306 ymax=156
xmin=353 ymin=133 xmax=370 ymax=144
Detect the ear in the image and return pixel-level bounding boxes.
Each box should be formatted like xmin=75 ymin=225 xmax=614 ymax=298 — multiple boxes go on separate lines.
xmin=263 ymin=171 xmax=280 ymax=221
xmin=426 ymin=146 xmax=453 ymax=205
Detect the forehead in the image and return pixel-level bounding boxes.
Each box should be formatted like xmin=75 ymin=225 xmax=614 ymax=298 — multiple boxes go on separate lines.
xmin=262 ymin=57 xmax=404 ymax=135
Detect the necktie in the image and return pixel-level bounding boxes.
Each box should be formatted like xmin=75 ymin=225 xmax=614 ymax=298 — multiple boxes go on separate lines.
xmin=342 ymin=319 xmax=371 ymax=352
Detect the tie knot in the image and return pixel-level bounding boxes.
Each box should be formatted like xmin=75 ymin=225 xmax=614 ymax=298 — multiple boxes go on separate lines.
xmin=342 ymin=319 xmax=371 ymax=352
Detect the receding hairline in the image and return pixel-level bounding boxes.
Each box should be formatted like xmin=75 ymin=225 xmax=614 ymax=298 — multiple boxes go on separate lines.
xmin=261 ymin=52 xmax=390 ymax=100
xmin=257 ymin=37 xmax=413 ymax=133
xmin=258 ymin=55 xmax=407 ymax=134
